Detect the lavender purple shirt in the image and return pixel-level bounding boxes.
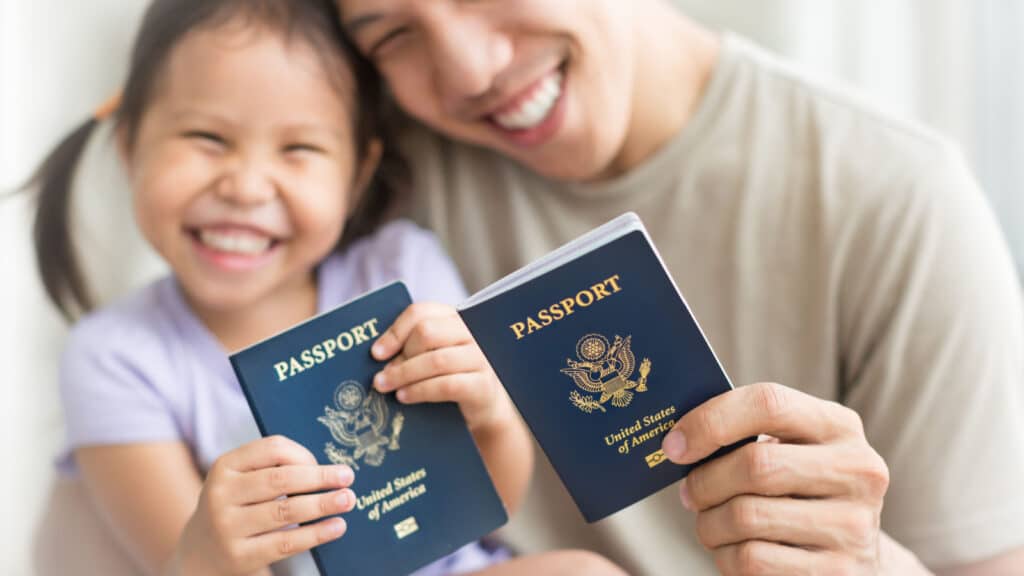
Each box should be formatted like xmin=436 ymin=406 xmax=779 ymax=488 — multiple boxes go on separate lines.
xmin=58 ymin=220 xmax=506 ymax=576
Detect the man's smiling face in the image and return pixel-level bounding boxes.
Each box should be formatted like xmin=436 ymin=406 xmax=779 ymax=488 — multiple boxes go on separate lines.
xmin=339 ymin=0 xmax=637 ymax=181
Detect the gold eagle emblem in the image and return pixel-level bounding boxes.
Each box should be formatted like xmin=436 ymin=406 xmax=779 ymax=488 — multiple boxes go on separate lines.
xmin=318 ymin=381 xmax=404 ymax=469
xmin=561 ymin=333 xmax=651 ymax=413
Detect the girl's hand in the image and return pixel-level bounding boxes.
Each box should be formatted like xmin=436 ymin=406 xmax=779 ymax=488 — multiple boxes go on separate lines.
xmin=168 ymin=436 xmax=356 ymax=576
xmin=371 ymin=302 xmax=513 ymax=433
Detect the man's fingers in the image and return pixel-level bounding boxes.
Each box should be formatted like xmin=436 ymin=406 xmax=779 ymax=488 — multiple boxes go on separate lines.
xmin=712 ymin=540 xmax=845 ymax=576
xmin=695 ymin=495 xmax=878 ymax=551
xmin=662 ymin=382 xmax=864 ymax=464
xmin=245 ymin=517 xmax=347 ymax=567
xmin=683 ymin=441 xmax=868 ymax=511
xmin=219 ymin=436 xmax=318 ymax=473
xmin=374 ymin=345 xmax=480 ymax=392
xmin=370 ymin=302 xmax=453 ymax=361
xmin=240 ymin=489 xmax=356 ymax=535
xmin=234 ymin=464 xmax=355 ymax=505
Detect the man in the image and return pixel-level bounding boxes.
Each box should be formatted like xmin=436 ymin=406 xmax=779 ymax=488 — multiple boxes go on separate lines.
xmin=337 ymin=0 xmax=1024 ymax=573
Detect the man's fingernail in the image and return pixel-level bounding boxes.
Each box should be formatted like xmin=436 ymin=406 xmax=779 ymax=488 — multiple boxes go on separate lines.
xmin=374 ymin=372 xmax=388 ymax=391
xmin=680 ymin=479 xmax=695 ymax=511
xmin=662 ymin=430 xmax=687 ymax=462
xmin=371 ymin=342 xmax=386 ymax=359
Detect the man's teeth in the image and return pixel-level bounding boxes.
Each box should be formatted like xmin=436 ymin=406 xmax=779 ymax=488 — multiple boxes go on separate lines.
xmin=198 ymin=230 xmax=272 ymax=255
xmin=494 ymin=71 xmax=562 ymax=131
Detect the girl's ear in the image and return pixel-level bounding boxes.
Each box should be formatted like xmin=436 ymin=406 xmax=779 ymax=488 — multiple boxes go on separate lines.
xmin=114 ymin=124 xmax=133 ymax=174
xmin=350 ymin=138 xmax=383 ymax=203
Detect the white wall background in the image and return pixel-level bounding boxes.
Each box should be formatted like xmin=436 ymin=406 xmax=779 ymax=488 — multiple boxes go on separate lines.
xmin=1 ymin=1 xmax=1021 ymax=574
xmin=1 ymin=2 xmax=150 ymax=574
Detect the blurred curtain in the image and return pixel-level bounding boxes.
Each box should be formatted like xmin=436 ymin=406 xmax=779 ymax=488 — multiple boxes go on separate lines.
xmin=678 ymin=0 xmax=1023 ymax=275
xmin=2 ymin=1 xmax=1021 ymax=574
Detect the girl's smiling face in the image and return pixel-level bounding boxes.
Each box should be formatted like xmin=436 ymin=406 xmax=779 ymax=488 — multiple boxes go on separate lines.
xmin=123 ymin=22 xmax=373 ymax=317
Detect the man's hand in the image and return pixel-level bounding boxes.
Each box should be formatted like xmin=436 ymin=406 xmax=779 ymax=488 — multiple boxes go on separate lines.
xmin=662 ymin=382 xmax=890 ymax=575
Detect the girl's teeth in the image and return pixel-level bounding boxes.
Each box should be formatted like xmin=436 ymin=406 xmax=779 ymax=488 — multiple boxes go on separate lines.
xmin=494 ymin=71 xmax=563 ymax=130
xmin=198 ymin=230 xmax=272 ymax=255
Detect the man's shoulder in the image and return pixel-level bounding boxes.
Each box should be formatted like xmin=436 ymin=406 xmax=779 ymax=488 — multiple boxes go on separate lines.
xmin=397 ymin=120 xmax=528 ymax=189
xmin=723 ymin=33 xmax=958 ymax=176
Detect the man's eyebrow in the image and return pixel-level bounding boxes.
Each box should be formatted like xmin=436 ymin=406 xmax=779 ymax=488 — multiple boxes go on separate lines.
xmin=345 ymin=13 xmax=383 ymax=35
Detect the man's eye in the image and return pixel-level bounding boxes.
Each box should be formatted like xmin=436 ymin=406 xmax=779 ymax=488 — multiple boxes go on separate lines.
xmin=368 ymin=27 xmax=411 ymax=58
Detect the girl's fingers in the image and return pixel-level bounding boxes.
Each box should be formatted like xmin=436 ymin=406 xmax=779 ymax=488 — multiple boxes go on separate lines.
xmin=239 ymin=489 xmax=357 ymax=535
xmin=371 ymin=303 xmax=455 ymax=360
xmin=400 ymin=314 xmax=473 ymax=359
xmin=235 ymin=464 xmax=354 ymax=505
xmin=374 ymin=345 xmax=481 ymax=392
xmin=219 ymin=435 xmax=318 ymax=473
xmin=394 ymin=373 xmax=482 ymax=407
xmin=244 ymin=517 xmax=348 ymax=566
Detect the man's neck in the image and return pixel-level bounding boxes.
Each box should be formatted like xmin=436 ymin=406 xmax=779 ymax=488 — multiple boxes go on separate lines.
xmin=602 ymin=3 xmax=720 ymax=179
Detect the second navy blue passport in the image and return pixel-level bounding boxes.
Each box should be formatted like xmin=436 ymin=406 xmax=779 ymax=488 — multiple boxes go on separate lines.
xmin=230 ymin=282 xmax=506 ymax=576
xmin=459 ymin=213 xmax=751 ymax=523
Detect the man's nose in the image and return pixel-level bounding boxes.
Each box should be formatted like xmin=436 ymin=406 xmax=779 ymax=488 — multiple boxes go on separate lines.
xmin=425 ymin=10 xmax=513 ymax=108
xmin=215 ymin=157 xmax=276 ymax=205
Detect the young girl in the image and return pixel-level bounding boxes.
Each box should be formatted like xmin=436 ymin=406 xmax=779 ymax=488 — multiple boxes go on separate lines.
xmin=27 ymin=1 xmax=625 ymax=575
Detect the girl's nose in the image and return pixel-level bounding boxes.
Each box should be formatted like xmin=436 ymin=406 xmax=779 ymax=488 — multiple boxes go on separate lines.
xmin=215 ymin=159 xmax=276 ymax=205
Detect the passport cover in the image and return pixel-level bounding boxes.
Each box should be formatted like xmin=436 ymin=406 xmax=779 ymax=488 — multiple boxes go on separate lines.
xmin=230 ymin=282 xmax=506 ymax=576
xmin=458 ymin=213 xmax=751 ymax=522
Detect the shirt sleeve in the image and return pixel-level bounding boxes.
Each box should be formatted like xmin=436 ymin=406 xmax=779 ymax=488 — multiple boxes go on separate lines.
xmin=379 ymin=219 xmax=469 ymax=305
xmin=58 ymin=310 xmax=182 ymax=469
xmin=839 ymin=143 xmax=1024 ymax=568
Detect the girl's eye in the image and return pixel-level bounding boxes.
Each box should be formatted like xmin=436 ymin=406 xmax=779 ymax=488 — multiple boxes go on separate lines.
xmin=284 ymin=143 xmax=325 ymax=155
xmin=183 ymin=130 xmax=227 ymax=147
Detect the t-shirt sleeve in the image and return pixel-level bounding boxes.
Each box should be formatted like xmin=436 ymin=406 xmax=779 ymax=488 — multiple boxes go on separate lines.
xmin=380 ymin=219 xmax=469 ymax=305
xmin=59 ymin=311 xmax=182 ymax=467
xmin=839 ymin=143 xmax=1024 ymax=568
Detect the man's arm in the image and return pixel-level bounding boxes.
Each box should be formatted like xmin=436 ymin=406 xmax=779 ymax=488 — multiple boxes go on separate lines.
xmin=883 ymin=530 xmax=1024 ymax=576
xmin=934 ymin=546 xmax=1024 ymax=576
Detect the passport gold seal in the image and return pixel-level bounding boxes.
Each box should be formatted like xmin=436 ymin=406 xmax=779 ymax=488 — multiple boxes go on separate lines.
xmin=318 ymin=380 xmax=404 ymax=469
xmin=562 ymin=333 xmax=651 ymax=413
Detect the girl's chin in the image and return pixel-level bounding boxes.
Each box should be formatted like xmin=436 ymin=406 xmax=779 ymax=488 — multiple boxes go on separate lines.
xmin=179 ymin=281 xmax=266 ymax=315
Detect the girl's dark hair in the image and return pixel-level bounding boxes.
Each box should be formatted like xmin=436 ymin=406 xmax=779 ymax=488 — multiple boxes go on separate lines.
xmin=24 ymin=0 xmax=403 ymax=320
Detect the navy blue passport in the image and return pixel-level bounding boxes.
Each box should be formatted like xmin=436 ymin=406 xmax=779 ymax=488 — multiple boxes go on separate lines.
xmin=458 ymin=213 xmax=751 ymax=523
xmin=230 ymin=282 xmax=506 ymax=576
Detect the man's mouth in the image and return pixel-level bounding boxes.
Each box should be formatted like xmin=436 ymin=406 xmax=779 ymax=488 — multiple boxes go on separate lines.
xmin=489 ymin=67 xmax=565 ymax=132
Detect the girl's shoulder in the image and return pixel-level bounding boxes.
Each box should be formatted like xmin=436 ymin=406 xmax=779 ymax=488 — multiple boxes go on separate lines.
xmin=63 ymin=276 xmax=184 ymax=372
xmin=321 ymin=219 xmax=467 ymax=306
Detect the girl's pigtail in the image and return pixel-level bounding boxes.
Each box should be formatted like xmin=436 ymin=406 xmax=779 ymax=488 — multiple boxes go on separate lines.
xmin=25 ymin=116 xmax=102 ymax=320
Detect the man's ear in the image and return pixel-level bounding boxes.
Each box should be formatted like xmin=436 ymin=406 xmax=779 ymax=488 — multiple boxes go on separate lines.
xmin=351 ymin=138 xmax=384 ymax=201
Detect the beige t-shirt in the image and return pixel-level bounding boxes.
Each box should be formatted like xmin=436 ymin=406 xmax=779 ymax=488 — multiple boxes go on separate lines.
xmin=399 ymin=34 xmax=1024 ymax=572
